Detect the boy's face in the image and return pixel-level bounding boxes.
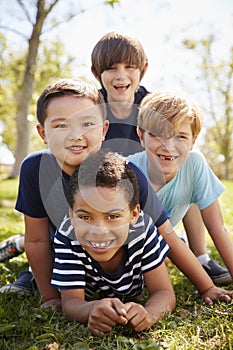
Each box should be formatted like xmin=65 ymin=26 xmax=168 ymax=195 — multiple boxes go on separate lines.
xmin=69 ymin=186 xmax=140 ymax=265
xmin=100 ymin=63 xmax=141 ymax=104
xmin=140 ymin=119 xmax=194 ymax=183
xmin=37 ymin=96 xmax=109 ymax=175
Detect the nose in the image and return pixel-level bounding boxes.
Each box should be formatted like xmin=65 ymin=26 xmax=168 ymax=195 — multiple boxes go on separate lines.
xmin=115 ymin=67 xmax=127 ymax=79
xmin=160 ymin=137 xmax=175 ymax=151
xmin=68 ymin=126 xmax=84 ymax=141
xmin=89 ymin=221 xmax=109 ymax=235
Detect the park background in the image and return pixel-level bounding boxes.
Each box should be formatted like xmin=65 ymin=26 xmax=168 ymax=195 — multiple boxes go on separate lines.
xmin=0 ymin=1 xmax=233 ymax=349
xmin=0 ymin=0 xmax=233 ymax=180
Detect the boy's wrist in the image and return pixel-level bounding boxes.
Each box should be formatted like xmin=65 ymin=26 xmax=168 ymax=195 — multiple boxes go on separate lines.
xmin=41 ymin=290 xmax=60 ymax=304
xmin=199 ymin=283 xmax=215 ymax=297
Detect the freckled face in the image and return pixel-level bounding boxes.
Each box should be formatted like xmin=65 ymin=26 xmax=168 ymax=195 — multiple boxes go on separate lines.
xmin=69 ymin=186 xmax=140 ymax=263
xmin=37 ymin=96 xmax=108 ymax=175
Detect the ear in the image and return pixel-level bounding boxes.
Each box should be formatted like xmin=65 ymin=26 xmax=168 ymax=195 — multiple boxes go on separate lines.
xmin=137 ymin=127 xmax=145 ymax=148
xmin=36 ymin=124 xmax=48 ymax=144
xmin=102 ymin=120 xmax=109 ymax=141
xmin=130 ymin=204 xmax=140 ymax=225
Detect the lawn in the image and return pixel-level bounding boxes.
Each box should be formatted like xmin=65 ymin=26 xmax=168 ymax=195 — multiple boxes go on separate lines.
xmin=0 ymin=178 xmax=233 ymax=349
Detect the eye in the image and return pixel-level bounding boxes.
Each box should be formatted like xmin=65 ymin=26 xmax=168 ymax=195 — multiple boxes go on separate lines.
xmin=78 ymin=215 xmax=92 ymax=221
xmin=176 ymin=134 xmax=187 ymax=140
xmin=126 ymin=65 xmax=137 ymax=70
xmin=148 ymin=132 xmax=157 ymax=138
xmin=82 ymin=121 xmax=94 ymax=128
xmin=105 ymin=66 xmax=115 ymax=70
xmin=106 ymin=214 xmax=120 ymax=220
xmin=56 ymin=123 xmax=68 ymax=129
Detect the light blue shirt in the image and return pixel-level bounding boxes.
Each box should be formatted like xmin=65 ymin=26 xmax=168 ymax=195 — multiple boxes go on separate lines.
xmin=126 ymin=151 xmax=225 ymax=227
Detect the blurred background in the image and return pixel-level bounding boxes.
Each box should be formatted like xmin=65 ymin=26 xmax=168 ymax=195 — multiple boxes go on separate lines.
xmin=0 ymin=0 xmax=232 ymax=179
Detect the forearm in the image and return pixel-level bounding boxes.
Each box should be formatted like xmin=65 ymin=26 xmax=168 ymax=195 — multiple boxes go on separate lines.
xmin=158 ymin=224 xmax=214 ymax=294
xmin=201 ymin=201 xmax=233 ymax=278
xmin=209 ymin=227 xmax=233 ymax=278
xmin=145 ymin=289 xmax=176 ymax=323
xmin=25 ymin=241 xmax=60 ymax=302
xmin=62 ymin=298 xmax=97 ymax=323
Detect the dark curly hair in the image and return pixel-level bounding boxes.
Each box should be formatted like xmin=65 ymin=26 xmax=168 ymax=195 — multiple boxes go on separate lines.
xmin=67 ymin=150 xmax=139 ymax=211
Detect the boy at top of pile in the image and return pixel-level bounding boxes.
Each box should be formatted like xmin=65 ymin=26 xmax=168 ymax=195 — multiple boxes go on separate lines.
xmin=90 ymin=31 xmax=230 ymax=285
xmin=91 ymin=31 xmax=149 ymax=156
xmin=127 ymin=90 xmax=233 ymax=284
xmin=51 ymin=149 xmax=176 ymax=336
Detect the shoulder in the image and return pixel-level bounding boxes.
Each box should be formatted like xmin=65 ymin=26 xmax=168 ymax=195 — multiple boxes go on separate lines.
xmin=126 ymin=151 xmax=146 ymax=164
xmin=186 ymin=151 xmax=211 ymax=173
xmin=134 ymin=85 xmax=150 ymax=104
xmin=21 ymin=149 xmax=54 ymax=167
xmin=189 ymin=151 xmax=207 ymax=163
xmin=131 ymin=211 xmax=154 ymax=236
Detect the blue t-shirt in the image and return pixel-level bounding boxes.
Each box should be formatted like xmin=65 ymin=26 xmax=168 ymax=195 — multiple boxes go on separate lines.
xmin=101 ymin=86 xmax=149 ymax=156
xmin=126 ymin=151 xmax=225 ymax=227
xmin=51 ymin=211 xmax=170 ymax=301
xmin=15 ymin=150 xmax=167 ymax=233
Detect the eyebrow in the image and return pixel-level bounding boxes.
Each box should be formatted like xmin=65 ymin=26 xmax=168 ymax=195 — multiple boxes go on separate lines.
xmin=49 ymin=117 xmax=67 ymax=123
xmin=178 ymin=130 xmax=192 ymax=136
xmin=49 ymin=115 xmax=102 ymax=124
xmin=74 ymin=208 xmax=126 ymax=214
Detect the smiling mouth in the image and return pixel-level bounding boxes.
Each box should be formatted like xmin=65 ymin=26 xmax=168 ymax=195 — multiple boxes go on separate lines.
xmin=89 ymin=240 xmax=113 ymax=249
xmin=114 ymin=84 xmax=130 ymax=91
xmin=68 ymin=145 xmax=86 ymax=151
xmin=158 ymin=154 xmax=178 ymax=161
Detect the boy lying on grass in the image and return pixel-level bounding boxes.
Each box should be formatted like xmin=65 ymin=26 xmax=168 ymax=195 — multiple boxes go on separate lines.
xmin=51 ymin=150 xmax=176 ymax=336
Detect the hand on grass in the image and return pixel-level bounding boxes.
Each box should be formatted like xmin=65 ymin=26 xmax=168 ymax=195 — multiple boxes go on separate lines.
xmin=124 ymin=302 xmax=154 ymax=332
xmin=201 ymin=286 xmax=233 ymax=305
xmin=88 ymin=298 xmax=127 ymax=336
xmin=41 ymin=297 xmax=62 ymax=311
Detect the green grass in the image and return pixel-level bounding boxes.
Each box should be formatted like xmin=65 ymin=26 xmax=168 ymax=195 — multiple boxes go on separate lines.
xmin=0 ymin=178 xmax=233 ymax=349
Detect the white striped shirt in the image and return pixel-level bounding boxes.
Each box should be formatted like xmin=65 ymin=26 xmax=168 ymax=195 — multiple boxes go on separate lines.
xmin=51 ymin=211 xmax=170 ymax=301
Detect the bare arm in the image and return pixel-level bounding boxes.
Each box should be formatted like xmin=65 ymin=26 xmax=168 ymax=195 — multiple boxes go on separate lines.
xmin=61 ymin=289 xmax=127 ymax=336
xmin=124 ymin=262 xmax=176 ymax=332
xmin=24 ymin=215 xmax=61 ymax=309
xmin=158 ymin=220 xmax=233 ymax=303
xmin=201 ymin=200 xmax=233 ymax=279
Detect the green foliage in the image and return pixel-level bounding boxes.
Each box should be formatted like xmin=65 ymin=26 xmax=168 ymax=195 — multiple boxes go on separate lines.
xmin=183 ymin=35 xmax=233 ymax=179
xmin=105 ymin=0 xmax=121 ymax=7
xmin=0 ymin=179 xmax=233 ymax=349
xmin=0 ymin=33 xmax=76 ymax=155
xmin=0 ymin=178 xmax=19 ymax=200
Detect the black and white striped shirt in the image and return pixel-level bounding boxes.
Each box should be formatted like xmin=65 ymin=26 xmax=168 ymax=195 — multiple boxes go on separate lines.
xmin=51 ymin=211 xmax=170 ymax=301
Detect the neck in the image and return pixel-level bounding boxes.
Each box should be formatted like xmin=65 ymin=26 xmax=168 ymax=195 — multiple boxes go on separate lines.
xmin=147 ymin=162 xmax=169 ymax=192
xmin=109 ymin=101 xmax=134 ymax=120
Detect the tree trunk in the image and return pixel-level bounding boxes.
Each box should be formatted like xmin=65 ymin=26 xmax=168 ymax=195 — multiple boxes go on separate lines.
xmin=10 ymin=0 xmax=55 ymax=177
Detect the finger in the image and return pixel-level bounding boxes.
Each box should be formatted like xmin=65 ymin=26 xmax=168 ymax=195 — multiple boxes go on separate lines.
xmin=203 ymin=297 xmax=213 ymax=306
xmin=111 ymin=299 xmax=127 ymax=316
xmin=92 ymin=328 xmax=105 ymax=337
xmin=219 ymin=295 xmax=231 ymax=303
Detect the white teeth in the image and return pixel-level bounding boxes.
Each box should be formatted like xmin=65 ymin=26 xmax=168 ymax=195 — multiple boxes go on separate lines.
xmin=90 ymin=241 xmax=112 ymax=248
xmin=70 ymin=146 xmax=83 ymax=150
xmin=159 ymin=155 xmax=176 ymax=161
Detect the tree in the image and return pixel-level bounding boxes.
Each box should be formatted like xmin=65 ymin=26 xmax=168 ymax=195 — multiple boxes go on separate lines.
xmin=183 ymin=36 xmax=233 ymax=180
xmin=0 ymin=0 xmax=120 ymax=178
xmin=0 ymin=35 xmax=76 ymax=156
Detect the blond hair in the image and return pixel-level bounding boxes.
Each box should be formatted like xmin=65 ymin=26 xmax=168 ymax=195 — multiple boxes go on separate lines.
xmin=138 ymin=91 xmax=202 ymax=142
